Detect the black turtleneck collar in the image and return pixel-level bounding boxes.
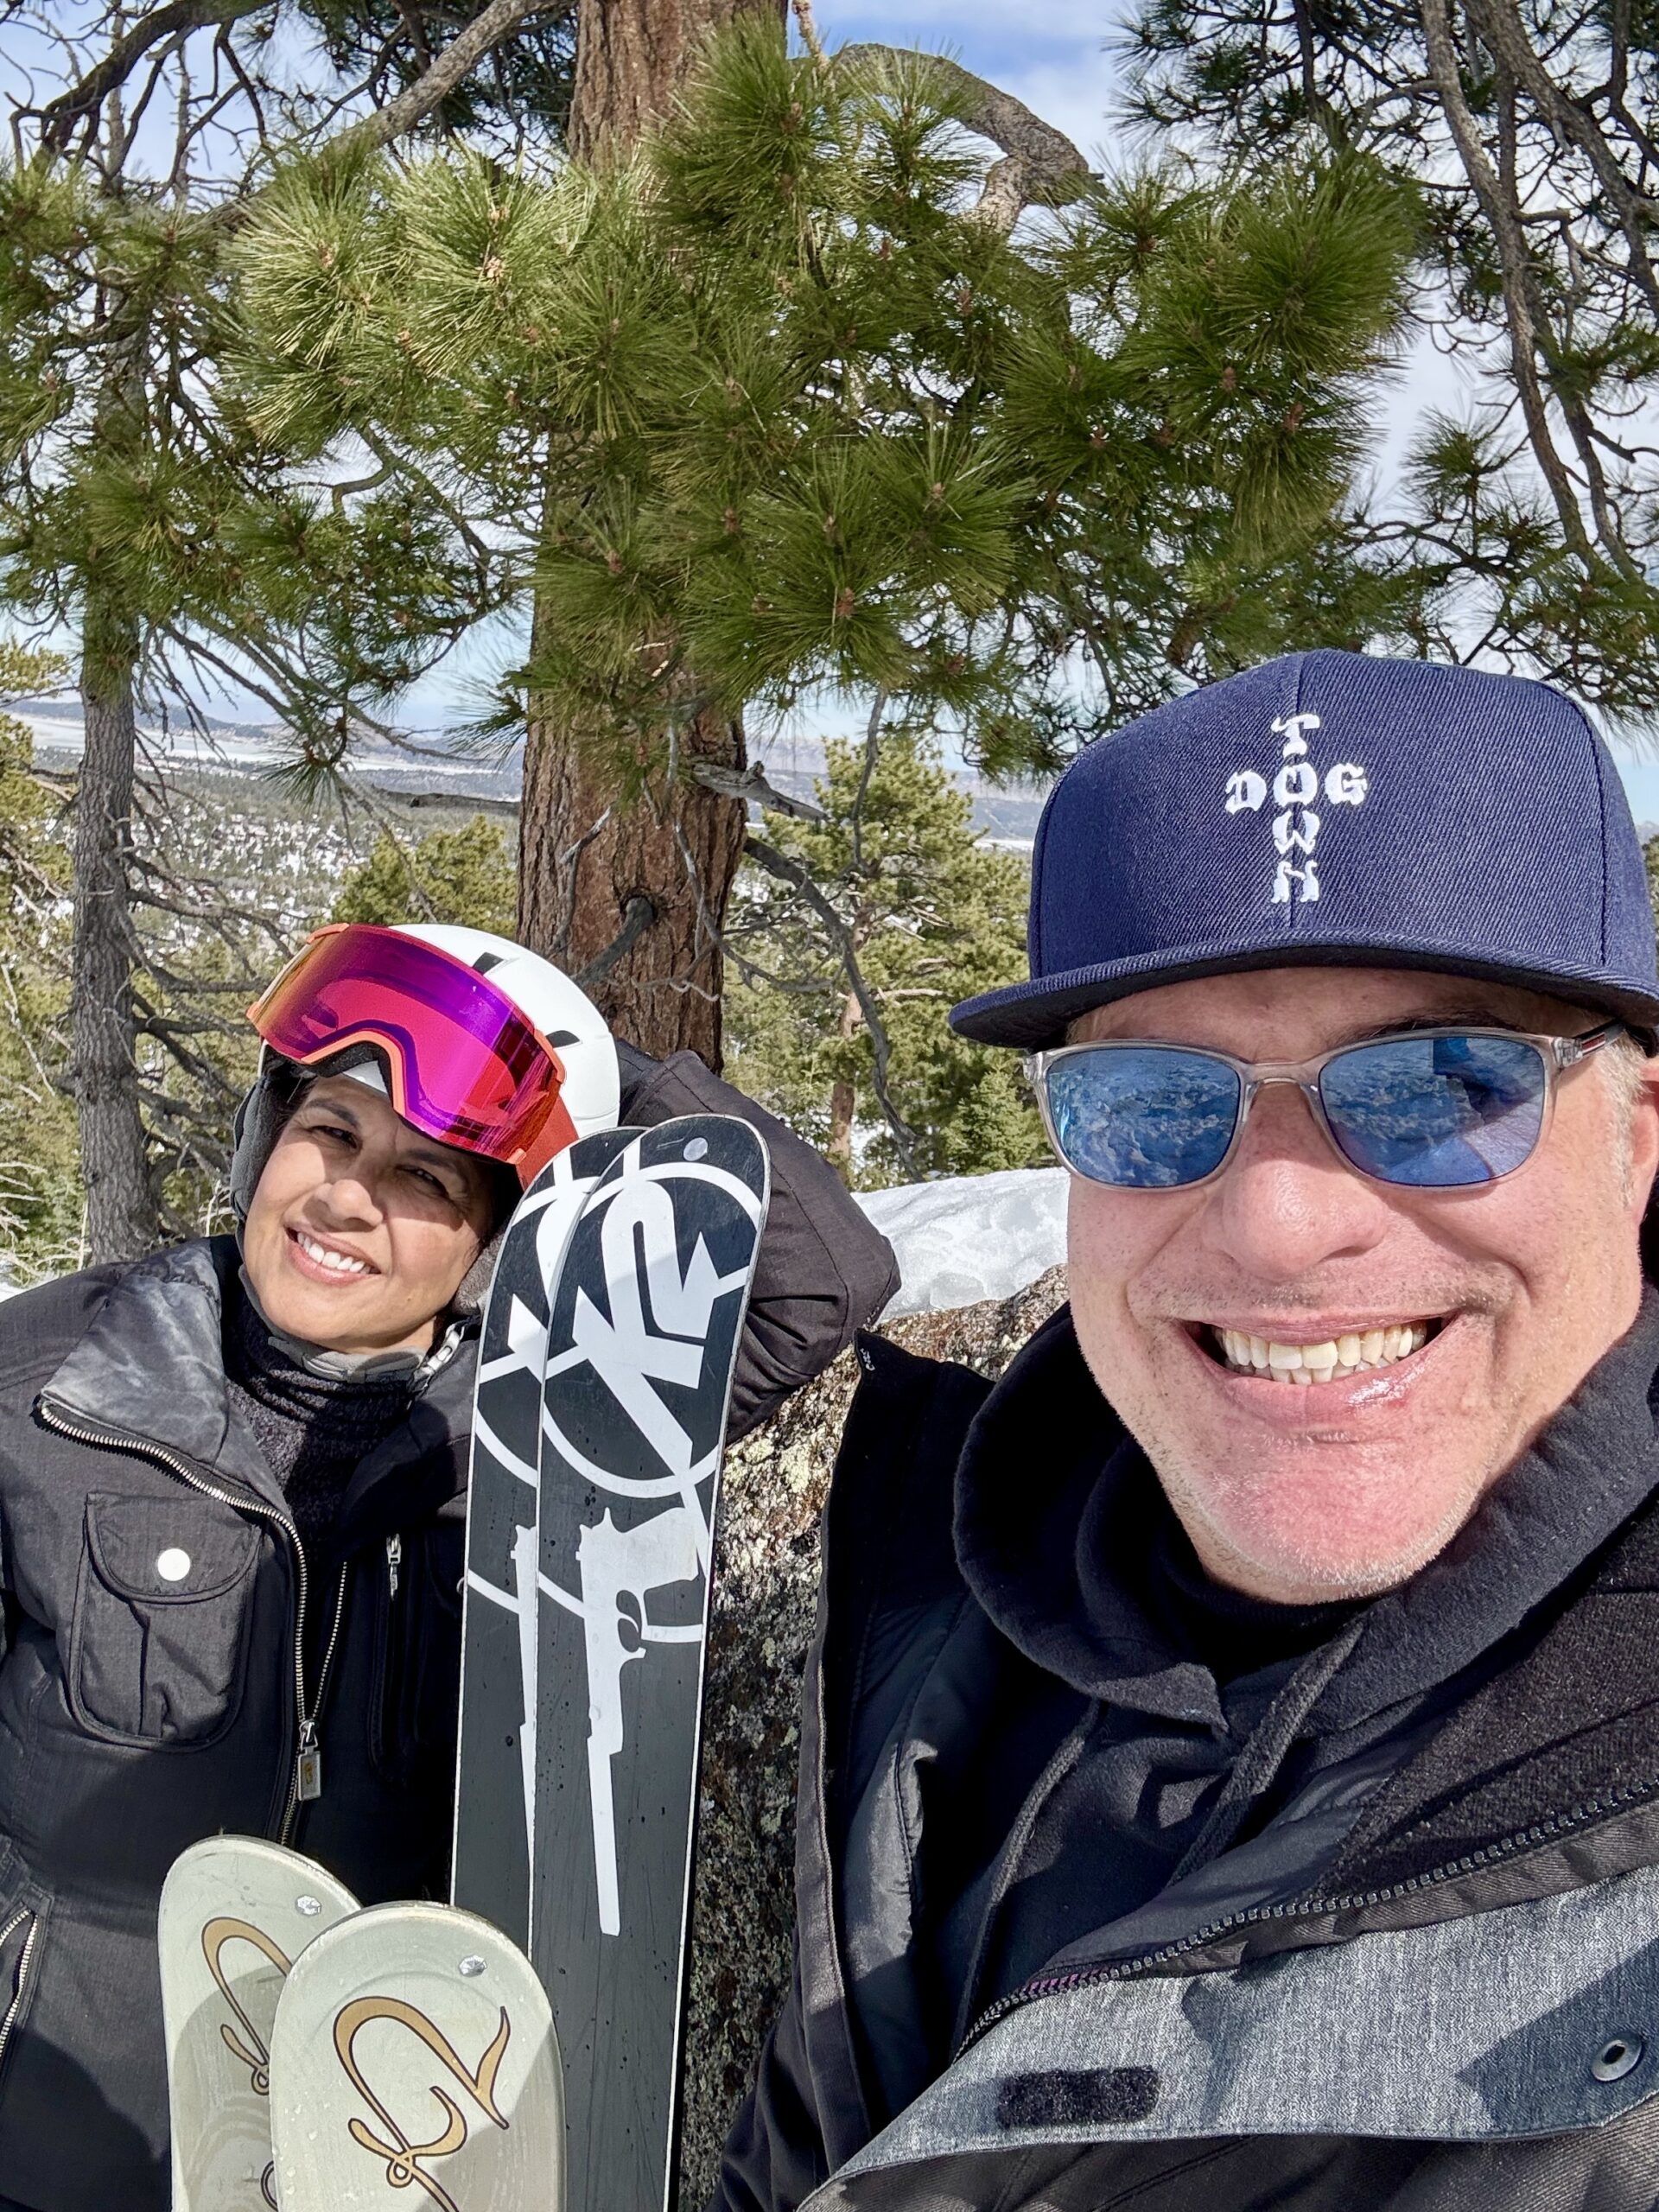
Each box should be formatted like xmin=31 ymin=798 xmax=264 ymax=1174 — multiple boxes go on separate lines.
xmin=954 ymin=1289 xmax=1659 ymax=1738
xmin=224 ymin=1275 xmax=422 ymax=1555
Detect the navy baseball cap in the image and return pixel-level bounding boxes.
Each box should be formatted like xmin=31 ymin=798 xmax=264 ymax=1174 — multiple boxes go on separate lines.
xmin=951 ymin=651 xmax=1659 ymax=1048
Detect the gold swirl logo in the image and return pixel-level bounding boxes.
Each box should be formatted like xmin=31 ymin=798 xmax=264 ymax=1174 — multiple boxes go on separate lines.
xmin=200 ymin=1916 xmax=293 ymax=2207
xmin=334 ymin=1996 xmax=512 ymax=2210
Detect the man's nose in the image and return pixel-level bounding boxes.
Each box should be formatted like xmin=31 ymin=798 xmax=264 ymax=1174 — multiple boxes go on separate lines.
xmin=1201 ymin=1080 xmax=1391 ymax=1277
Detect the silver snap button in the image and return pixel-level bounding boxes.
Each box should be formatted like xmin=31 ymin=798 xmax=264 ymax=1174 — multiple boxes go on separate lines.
xmin=1592 ymin=2036 xmax=1643 ymax=2082
xmin=683 ymin=1136 xmax=709 ymax=1162
xmin=156 ymin=1548 xmax=192 ymax=1584
xmin=459 ymin=1955 xmax=486 ymax=1978
xmin=295 ymin=1895 xmax=322 ymax=1917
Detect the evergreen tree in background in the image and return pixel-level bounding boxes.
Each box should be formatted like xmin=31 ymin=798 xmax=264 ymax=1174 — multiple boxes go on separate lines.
xmin=0 ymin=641 xmax=79 ymax=1279
xmin=727 ymin=732 xmax=1041 ymax=1184
xmin=0 ymin=0 xmax=573 ymax=1264
xmin=1124 ymin=0 xmax=1659 ymax=710
xmin=333 ymin=815 xmax=518 ymax=935
xmin=234 ymin=14 xmax=1421 ymax=1071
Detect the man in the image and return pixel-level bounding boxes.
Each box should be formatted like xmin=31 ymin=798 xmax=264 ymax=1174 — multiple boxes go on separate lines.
xmin=710 ymin=650 xmax=1659 ymax=2211
xmin=0 ymin=922 xmax=896 ymax=2212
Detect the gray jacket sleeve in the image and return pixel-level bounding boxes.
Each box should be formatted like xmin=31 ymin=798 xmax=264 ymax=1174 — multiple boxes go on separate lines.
xmin=614 ymin=1045 xmax=899 ymax=1438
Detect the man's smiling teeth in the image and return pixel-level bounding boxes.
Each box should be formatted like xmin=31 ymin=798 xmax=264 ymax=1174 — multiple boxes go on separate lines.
xmin=1213 ymin=1322 xmax=1432 ymax=1384
xmin=296 ymin=1230 xmax=370 ymax=1277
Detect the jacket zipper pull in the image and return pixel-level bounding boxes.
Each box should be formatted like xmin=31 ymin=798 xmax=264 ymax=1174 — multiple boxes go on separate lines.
xmin=296 ymin=1719 xmax=323 ymax=1803
xmin=386 ymin=1533 xmax=402 ymax=1600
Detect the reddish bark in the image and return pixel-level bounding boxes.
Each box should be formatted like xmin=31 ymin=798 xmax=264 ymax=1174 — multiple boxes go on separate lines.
xmin=517 ymin=0 xmax=785 ymax=1065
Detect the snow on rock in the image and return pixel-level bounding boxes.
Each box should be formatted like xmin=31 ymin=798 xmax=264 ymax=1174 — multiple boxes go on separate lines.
xmin=855 ymin=1165 xmax=1068 ymax=1316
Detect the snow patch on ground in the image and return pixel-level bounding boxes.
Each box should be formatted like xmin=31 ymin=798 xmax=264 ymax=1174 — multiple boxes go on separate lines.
xmin=855 ymin=1166 xmax=1068 ymax=1317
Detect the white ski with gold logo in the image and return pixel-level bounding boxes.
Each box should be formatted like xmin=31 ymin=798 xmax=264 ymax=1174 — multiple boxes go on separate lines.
xmin=267 ymin=1899 xmax=563 ymax=2212
xmin=160 ymin=1837 xmax=360 ymax=2211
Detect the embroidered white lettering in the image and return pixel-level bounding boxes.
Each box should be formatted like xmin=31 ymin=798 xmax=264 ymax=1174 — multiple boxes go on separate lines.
xmin=1224 ymin=770 xmax=1268 ymax=814
xmin=1271 ymin=712 xmax=1322 ymax=751
xmin=1273 ymin=808 xmax=1321 ymax=856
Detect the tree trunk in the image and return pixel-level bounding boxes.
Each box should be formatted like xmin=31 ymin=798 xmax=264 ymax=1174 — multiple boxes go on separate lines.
xmin=73 ymin=597 xmax=156 ymax=1262
xmin=826 ymin=989 xmax=860 ymax=1180
xmin=518 ymin=0 xmax=785 ymax=1066
xmin=568 ymin=0 xmax=780 ymax=164
xmin=518 ymin=704 xmax=748 ymax=1059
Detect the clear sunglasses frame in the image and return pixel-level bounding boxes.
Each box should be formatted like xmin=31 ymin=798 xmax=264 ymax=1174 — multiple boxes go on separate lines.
xmin=1023 ymin=1020 xmax=1627 ymax=1192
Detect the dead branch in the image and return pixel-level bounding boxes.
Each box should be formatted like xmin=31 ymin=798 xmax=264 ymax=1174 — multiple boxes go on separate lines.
xmin=574 ymin=893 xmax=657 ymax=987
xmin=35 ymin=0 xmax=267 ymax=153
xmin=1417 ymin=0 xmax=1597 ymax=562
xmin=690 ymin=760 xmax=826 ymax=823
xmin=333 ymin=0 xmax=577 ymax=159
xmin=746 ymin=831 xmax=920 ymax=1174
xmin=838 ymin=43 xmax=1092 ymax=229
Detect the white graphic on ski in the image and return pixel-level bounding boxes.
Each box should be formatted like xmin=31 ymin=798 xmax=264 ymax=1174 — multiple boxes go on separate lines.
xmin=575 ymin=1507 xmax=702 ymax=1933
xmin=537 ymin=1138 xmax=764 ymax=1938
xmin=452 ymin=1128 xmax=639 ymax=1941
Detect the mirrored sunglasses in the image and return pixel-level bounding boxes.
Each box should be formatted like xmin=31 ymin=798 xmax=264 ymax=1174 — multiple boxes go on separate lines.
xmin=1027 ymin=1023 xmax=1626 ymax=1192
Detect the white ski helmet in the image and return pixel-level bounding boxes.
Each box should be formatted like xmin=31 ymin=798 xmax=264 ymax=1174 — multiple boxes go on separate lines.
xmin=385 ymin=923 xmax=620 ymax=1143
xmin=229 ymin=921 xmax=620 ymax=1227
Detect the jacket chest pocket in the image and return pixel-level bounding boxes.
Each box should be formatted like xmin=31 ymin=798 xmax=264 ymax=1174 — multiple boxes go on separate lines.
xmin=68 ymin=1492 xmax=261 ymax=1747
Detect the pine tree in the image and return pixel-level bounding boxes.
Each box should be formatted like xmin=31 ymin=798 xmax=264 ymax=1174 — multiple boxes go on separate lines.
xmin=0 ymin=644 xmax=80 ymax=1277
xmin=0 ymin=3 xmax=566 ymax=1262
xmin=234 ymin=16 xmax=1421 ymax=1067
xmin=333 ymin=815 xmax=518 ymax=933
xmin=1124 ymin=0 xmax=1659 ymax=711
xmin=726 ymin=732 xmax=1041 ymax=1183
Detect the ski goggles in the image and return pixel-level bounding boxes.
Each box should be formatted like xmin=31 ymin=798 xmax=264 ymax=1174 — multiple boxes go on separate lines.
xmin=1027 ymin=1021 xmax=1625 ymax=1192
xmin=248 ymin=925 xmax=575 ymax=1185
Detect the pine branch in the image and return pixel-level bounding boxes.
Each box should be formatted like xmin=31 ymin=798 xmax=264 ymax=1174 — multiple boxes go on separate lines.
xmin=837 ymin=44 xmax=1092 ymax=227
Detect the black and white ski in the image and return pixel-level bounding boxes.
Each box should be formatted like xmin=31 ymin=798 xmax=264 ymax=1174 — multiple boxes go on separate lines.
xmin=451 ymin=1128 xmax=638 ymax=1945
xmin=531 ymin=1116 xmax=769 ymax=2212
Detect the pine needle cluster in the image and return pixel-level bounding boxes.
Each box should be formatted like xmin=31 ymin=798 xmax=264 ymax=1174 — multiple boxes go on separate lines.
xmin=232 ymin=18 xmax=1421 ymax=781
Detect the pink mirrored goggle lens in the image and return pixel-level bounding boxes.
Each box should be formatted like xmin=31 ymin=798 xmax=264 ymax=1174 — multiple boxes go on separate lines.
xmin=248 ymin=925 xmax=569 ymax=1178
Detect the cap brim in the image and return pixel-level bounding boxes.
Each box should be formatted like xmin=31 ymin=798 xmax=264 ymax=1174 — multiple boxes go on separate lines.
xmin=951 ymin=939 xmax=1659 ymax=1048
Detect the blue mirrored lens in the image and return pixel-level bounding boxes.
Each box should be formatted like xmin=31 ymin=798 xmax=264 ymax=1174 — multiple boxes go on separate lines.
xmin=1045 ymin=1046 xmax=1243 ymax=1188
xmin=1319 ymin=1033 xmax=1548 ymax=1186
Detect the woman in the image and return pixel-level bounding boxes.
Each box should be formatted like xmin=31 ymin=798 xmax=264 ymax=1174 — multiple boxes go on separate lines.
xmin=0 ymin=922 xmax=897 ymax=2212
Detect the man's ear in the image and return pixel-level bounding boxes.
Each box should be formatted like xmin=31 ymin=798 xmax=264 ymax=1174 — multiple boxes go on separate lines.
xmin=1630 ymin=1050 xmax=1659 ymax=1230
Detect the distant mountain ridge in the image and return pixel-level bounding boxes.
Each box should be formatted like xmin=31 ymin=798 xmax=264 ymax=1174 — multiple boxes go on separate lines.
xmin=14 ymin=699 xmax=1050 ymax=849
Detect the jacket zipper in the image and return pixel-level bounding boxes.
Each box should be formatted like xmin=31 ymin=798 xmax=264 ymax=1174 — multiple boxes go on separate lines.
xmin=35 ymin=1400 xmax=326 ymax=1843
xmin=0 ymin=1908 xmax=39 ymax=2078
xmin=296 ymin=1567 xmax=352 ymax=1818
xmin=385 ymin=1533 xmax=402 ymax=1601
xmin=958 ymin=1768 xmax=1659 ymax=2054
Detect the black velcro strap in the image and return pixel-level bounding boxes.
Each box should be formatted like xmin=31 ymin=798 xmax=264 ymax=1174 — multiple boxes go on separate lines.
xmin=995 ymin=2067 xmax=1160 ymax=2130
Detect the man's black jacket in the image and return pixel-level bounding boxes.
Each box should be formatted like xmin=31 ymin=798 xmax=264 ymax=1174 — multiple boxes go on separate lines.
xmin=710 ymin=1304 xmax=1659 ymax=2212
xmin=0 ymin=1052 xmax=897 ymax=2212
